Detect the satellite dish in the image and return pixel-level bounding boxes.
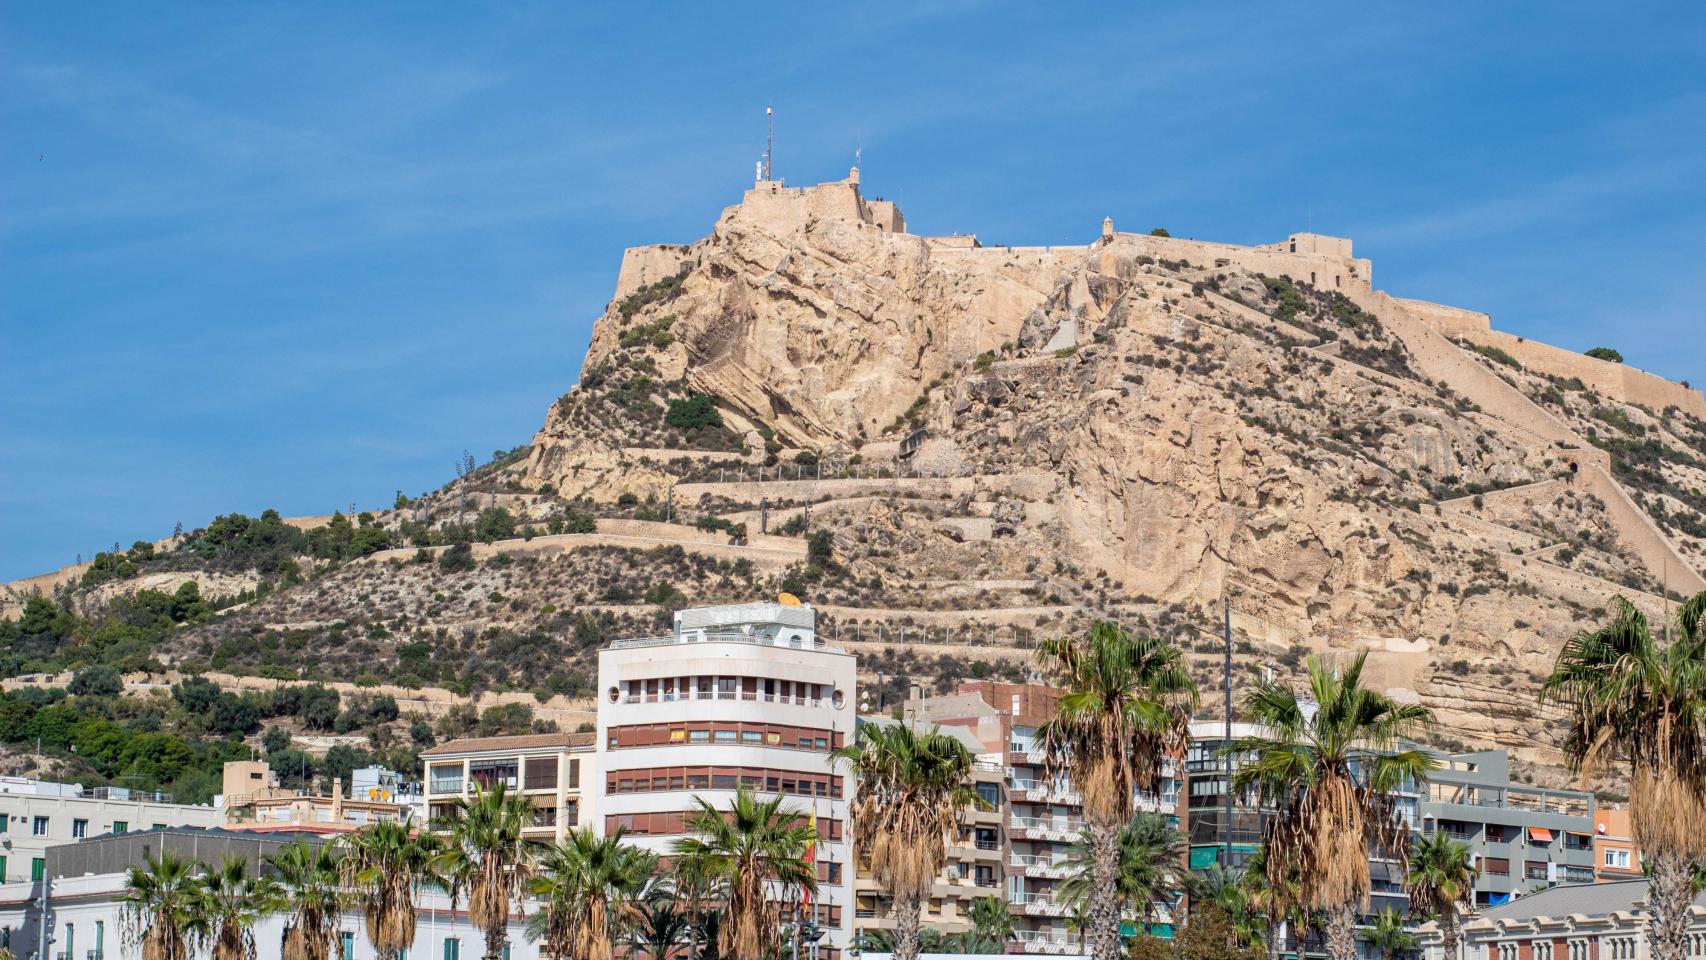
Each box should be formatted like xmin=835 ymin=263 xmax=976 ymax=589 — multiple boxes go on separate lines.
xmin=778 ymin=593 xmax=803 ymax=607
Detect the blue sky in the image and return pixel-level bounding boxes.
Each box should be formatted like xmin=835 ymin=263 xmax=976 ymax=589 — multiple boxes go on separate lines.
xmin=3 ymin=3 xmax=1704 ymax=581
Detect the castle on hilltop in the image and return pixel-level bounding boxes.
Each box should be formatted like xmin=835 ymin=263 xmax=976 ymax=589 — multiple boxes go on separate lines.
xmin=616 ymin=170 xmax=1704 ymax=424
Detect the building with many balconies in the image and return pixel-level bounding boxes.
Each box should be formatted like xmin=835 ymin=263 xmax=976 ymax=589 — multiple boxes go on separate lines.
xmin=596 ymin=599 xmax=857 ymax=956
xmin=904 ymin=681 xmax=1183 ymax=955
xmin=1417 ymin=749 xmax=1596 ymax=905
xmin=420 ymin=732 xmax=595 ymax=842
xmin=850 ymin=718 xmax=1007 ymax=943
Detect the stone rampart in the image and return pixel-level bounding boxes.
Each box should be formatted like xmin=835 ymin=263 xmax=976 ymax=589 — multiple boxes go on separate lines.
xmin=613 ymin=243 xmax=700 ymax=302
xmin=1113 ymin=232 xmax=1374 ymax=293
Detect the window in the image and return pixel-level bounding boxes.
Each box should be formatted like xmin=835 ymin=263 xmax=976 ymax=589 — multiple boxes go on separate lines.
xmin=31 ymin=858 xmax=44 ymax=882
xmin=0 ymin=813 xmax=8 ymax=832
xmin=568 ymin=759 xmax=580 ymax=789
xmin=443 ymin=939 xmax=460 ymax=960
xmin=429 ymin=764 xmax=465 ymax=793
xmin=72 ymin=819 xmax=88 ymax=839
xmin=976 ymin=783 xmax=1000 ymax=807
xmin=1605 ymin=848 xmax=1631 ymax=869
xmin=112 ymin=821 xmax=128 ymax=834
xmin=151 ymin=823 xmax=165 ymax=830
xmin=0 ymin=855 xmax=7 ymax=881
xmin=341 ymin=932 xmax=355 ymax=960
xmin=31 ymin=817 xmax=48 ymax=837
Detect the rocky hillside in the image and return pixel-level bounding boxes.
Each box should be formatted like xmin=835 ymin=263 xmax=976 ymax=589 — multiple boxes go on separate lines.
xmin=9 ymin=170 xmax=1706 ymax=786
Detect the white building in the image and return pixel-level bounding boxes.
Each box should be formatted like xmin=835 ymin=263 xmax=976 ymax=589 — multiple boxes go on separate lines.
xmin=0 ymin=828 xmax=533 ymax=960
xmin=596 ymin=599 xmax=857 ymax=954
xmin=0 ymin=778 xmax=221 ymax=886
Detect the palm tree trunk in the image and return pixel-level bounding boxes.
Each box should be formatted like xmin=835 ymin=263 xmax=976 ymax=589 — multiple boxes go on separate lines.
xmin=1648 ymin=851 xmax=1691 ymax=960
xmin=484 ymin=923 xmax=507 ymax=960
xmin=1088 ymin=821 xmax=1124 ymax=960
xmin=1441 ymin=914 xmax=1459 ymax=960
xmin=1325 ymin=904 xmax=1357 ymax=960
xmin=895 ymin=893 xmax=923 ymax=960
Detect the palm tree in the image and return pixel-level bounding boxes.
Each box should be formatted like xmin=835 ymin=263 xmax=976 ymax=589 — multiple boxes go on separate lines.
xmin=1188 ymin=865 xmax=1264 ymax=949
xmin=965 ymin=895 xmax=1017 ymax=953
xmin=1230 ymin=651 xmax=1436 ymax=960
xmin=529 ymin=827 xmax=654 ymax=960
xmin=1238 ymin=845 xmax=1297 ymax=960
xmin=437 ymin=782 xmax=541 ymax=960
xmin=187 ymin=856 xmax=282 ymax=960
xmin=120 ymin=851 xmax=199 ymax=960
xmin=626 ymin=880 xmax=693 ymax=960
xmin=834 ymin=721 xmax=983 ymax=960
xmin=1363 ymin=909 xmax=1418 ymax=960
xmin=670 ymin=847 xmax=722 ymax=960
xmin=269 ymin=841 xmax=348 ymax=960
xmin=1541 ymin=592 xmax=1706 ymax=960
xmin=1408 ymin=832 xmax=1476 ymax=960
xmin=1060 ymin=812 xmax=1188 ymax=933
xmin=340 ymin=821 xmax=444 ymax=960
xmin=671 ymin=788 xmax=818 ymax=960
xmin=1035 ymin=620 xmax=1199 ymax=960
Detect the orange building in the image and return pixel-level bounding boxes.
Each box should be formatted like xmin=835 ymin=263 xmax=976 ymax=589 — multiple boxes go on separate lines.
xmin=1594 ymin=807 xmax=1642 ymax=881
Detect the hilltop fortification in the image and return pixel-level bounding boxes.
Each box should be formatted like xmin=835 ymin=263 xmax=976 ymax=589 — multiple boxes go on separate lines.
xmin=518 ymin=169 xmax=1706 ymax=765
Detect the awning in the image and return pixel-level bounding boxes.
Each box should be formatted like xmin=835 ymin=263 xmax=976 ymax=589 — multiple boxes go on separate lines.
xmin=1529 ymin=827 xmax=1554 ymax=842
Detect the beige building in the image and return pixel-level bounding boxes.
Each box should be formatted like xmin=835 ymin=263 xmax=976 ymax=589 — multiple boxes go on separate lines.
xmin=218 ymin=760 xmax=415 ymax=831
xmin=850 ymin=718 xmax=1006 ymax=941
xmin=902 ymin=681 xmax=1183 ymax=955
xmin=420 ymin=732 xmax=595 ymax=842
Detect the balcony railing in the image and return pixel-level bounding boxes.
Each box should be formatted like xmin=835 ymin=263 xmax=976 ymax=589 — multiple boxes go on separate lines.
xmin=609 ymin=631 xmax=839 ymax=652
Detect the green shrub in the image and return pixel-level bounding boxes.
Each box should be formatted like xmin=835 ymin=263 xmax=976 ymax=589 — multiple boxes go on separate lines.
xmin=1585 ymin=346 xmax=1624 ymax=363
xmin=665 ymin=394 xmax=723 ymax=431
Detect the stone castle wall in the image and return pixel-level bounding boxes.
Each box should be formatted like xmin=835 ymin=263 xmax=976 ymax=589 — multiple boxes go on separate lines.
xmin=1397 ymin=297 xmax=1706 ymax=418
xmin=1114 ymin=231 xmax=1375 ymax=293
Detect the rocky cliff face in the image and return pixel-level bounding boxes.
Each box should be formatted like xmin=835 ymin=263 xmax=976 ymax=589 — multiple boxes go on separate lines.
xmin=518 ymin=172 xmax=1706 ymax=770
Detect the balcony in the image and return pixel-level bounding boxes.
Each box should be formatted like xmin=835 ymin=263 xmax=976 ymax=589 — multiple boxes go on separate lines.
xmin=1013 ymin=891 xmax=1073 ymax=918
xmin=1010 ymin=815 xmax=1084 ymax=841
xmin=1011 ymin=779 xmax=1082 ymax=804
xmin=1010 ymin=853 xmax=1075 ymax=879
xmin=1014 ymin=930 xmax=1082 ymax=955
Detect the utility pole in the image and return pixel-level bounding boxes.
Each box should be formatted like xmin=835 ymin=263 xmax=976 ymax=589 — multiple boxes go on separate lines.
xmin=1223 ymin=593 xmax=1234 ymax=871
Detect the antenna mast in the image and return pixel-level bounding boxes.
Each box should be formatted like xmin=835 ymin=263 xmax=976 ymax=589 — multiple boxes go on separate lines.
xmin=764 ymin=105 xmax=774 ymax=181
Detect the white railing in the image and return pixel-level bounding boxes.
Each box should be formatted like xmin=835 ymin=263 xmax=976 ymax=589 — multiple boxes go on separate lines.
xmin=1014 ymin=930 xmax=1081 ymax=955
xmin=1011 ymin=815 xmax=1084 ymax=837
xmin=609 ymin=631 xmax=839 ymax=652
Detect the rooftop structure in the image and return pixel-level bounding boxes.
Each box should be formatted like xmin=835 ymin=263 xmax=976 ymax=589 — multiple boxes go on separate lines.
xmin=218 ymin=759 xmax=415 ymax=832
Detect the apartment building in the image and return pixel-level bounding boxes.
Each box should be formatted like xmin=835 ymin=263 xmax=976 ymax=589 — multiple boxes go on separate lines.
xmin=1417 ymin=750 xmax=1596 ymax=905
xmin=0 ymin=777 xmax=221 ymax=885
xmin=850 ymin=718 xmax=1007 ymax=942
xmin=1594 ymin=808 xmax=1641 ymax=882
xmin=904 ymin=681 xmax=1183 ymax=956
xmin=596 ymin=599 xmax=857 ymax=955
xmin=218 ymin=760 xmax=416 ymax=832
xmin=420 ymin=732 xmax=595 ymax=842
